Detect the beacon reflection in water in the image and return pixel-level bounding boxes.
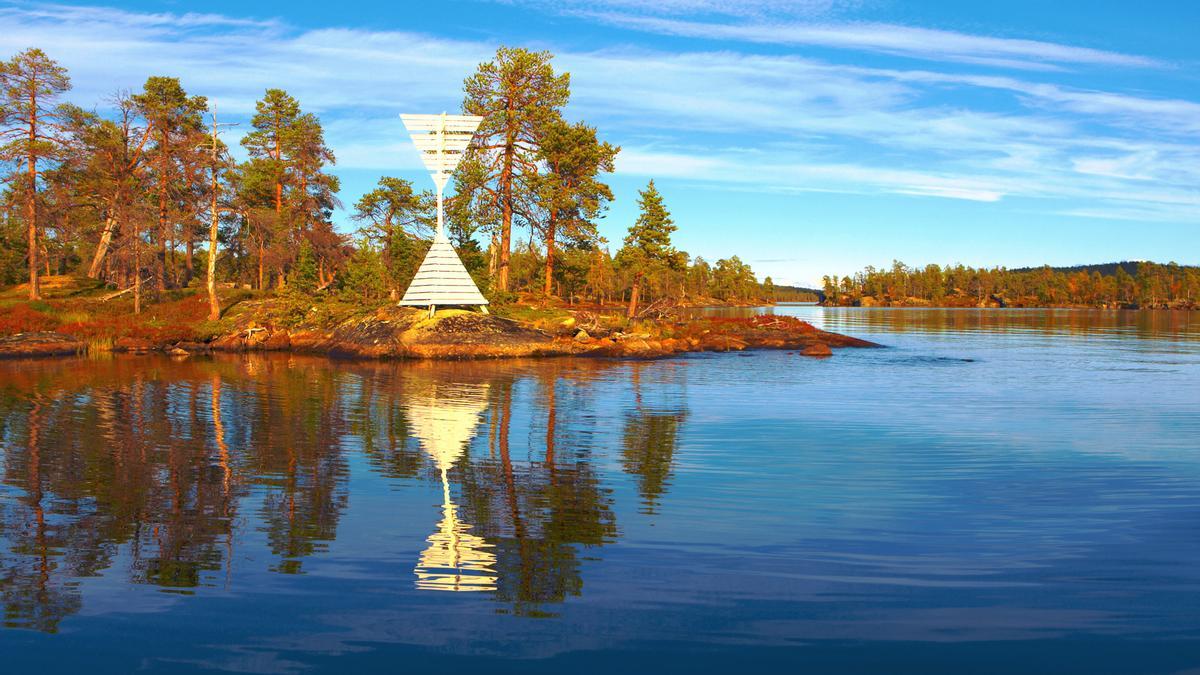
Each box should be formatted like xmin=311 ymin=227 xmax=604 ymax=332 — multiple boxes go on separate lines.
xmin=407 ymin=379 xmax=498 ymax=592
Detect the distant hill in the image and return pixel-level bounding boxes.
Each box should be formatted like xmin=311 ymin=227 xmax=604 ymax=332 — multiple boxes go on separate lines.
xmin=1008 ymin=261 xmax=1198 ymax=277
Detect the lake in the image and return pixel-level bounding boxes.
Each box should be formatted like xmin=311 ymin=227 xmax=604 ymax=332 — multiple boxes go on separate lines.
xmin=1 ymin=307 xmax=1198 ymax=674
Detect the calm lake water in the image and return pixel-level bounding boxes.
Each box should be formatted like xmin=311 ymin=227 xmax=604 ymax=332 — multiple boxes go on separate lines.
xmin=1 ymin=307 xmax=1199 ymax=674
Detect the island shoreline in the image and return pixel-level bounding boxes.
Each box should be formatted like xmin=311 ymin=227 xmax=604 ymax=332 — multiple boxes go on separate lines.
xmin=0 ymin=307 xmax=881 ymax=361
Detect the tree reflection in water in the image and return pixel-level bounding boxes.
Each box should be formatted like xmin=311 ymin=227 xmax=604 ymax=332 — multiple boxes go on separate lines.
xmin=0 ymin=355 xmax=689 ymax=629
xmin=622 ymin=362 xmax=688 ymax=515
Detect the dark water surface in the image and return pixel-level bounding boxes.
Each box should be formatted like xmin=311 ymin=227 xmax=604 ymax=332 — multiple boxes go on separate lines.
xmin=1 ymin=307 xmax=1199 ymax=674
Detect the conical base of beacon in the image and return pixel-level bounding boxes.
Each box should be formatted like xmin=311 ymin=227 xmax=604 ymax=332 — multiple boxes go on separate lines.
xmin=399 ymin=233 xmax=489 ymax=315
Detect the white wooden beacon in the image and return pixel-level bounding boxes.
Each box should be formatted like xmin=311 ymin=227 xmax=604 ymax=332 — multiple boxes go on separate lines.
xmin=398 ymin=113 xmax=488 ymax=316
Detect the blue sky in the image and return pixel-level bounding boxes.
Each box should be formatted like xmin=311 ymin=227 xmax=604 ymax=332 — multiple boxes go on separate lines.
xmin=2 ymin=0 xmax=1197 ymax=286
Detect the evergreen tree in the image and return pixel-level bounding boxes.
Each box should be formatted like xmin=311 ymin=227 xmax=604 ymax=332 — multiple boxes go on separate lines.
xmin=288 ymin=239 xmax=318 ymax=294
xmin=286 ymin=111 xmax=341 ymax=283
xmin=132 ymin=76 xmax=207 ymax=292
xmin=0 ymin=48 xmax=72 ymax=299
xmin=616 ymin=180 xmax=682 ymax=317
xmin=73 ymin=94 xmax=153 ymax=282
xmin=337 ymin=243 xmax=387 ymax=303
xmin=459 ymin=46 xmax=570 ymax=292
xmin=242 ymin=89 xmax=299 ymax=217
xmin=352 ymin=177 xmax=433 ymax=298
xmin=534 ymin=119 xmax=618 ymax=298
xmin=242 ymin=89 xmax=300 ymax=287
xmin=232 ymin=157 xmax=280 ymax=290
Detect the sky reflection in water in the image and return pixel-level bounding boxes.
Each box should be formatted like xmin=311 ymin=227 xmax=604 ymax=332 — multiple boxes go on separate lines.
xmin=0 ymin=308 xmax=1199 ymax=673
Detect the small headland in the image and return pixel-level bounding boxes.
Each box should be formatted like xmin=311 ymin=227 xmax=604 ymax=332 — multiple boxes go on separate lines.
xmin=0 ymin=276 xmax=879 ymax=360
xmin=208 ymin=307 xmax=878 ymax=359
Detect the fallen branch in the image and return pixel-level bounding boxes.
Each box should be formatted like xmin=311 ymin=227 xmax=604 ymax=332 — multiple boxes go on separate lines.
xmin=635 ymin=298 xmax=678 ymax=320
xmin=100 ymin=277 xmax=151 ymax=302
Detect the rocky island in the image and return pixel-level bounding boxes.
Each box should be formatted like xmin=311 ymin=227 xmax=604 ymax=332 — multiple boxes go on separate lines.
xmin=0 ymin=282 xmax=878 ymax=361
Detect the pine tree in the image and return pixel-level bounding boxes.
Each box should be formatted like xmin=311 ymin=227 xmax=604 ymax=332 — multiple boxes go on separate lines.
xmin=72 ymin=93 xmax=153 ymax=282
xmin=242 ymin=89 xmax=300 ymax=287
xmin=132 ymin=76 xmax=207 ymax=292
xmin=459 ymin=46 xmax=570 ymax=292
xmin=288 ymin=239 xmax=318 ymax=294
xmin=286 ymin=111 xmax=340 ymax=281
xmin=534 ymin=119 xmax=618 ymax=299
xmin=617 ymin=180 xmax=682 ymax=317
xmin=337 ymin=243 xmax=387 ymax=303
xmin=242 ymin=89 xmax=299 ymax=217
xmin=352 ymin=177 xmax=434 ymax=298
xmin=0 ymin=48 xmax=72 ymax=299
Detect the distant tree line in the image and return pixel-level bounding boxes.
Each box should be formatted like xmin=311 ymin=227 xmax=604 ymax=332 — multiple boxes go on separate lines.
xmin=0 ymin=46 xmax=778 ymax=318
xmin=824 ymin=260 xmax=1200 ymax=309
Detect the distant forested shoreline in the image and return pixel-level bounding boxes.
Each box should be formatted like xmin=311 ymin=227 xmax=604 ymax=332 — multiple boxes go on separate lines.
xmin=822 ymin=261 xmax=1199 ymax=309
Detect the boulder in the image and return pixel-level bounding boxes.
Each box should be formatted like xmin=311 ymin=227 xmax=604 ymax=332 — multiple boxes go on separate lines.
xmin=210 ymin=333 xmax=244 ymax=351
xmin=264 ymin=330 xmax=292 ymax=350
xmin=574 ymin=329 xmax=591 ymax=343
xmin=800 ymin=343 xmax=832 ymax=358
xmin=113 ymin=336 xmax=154 ymax=353
xmin=0 ymin=332 xmax=84 ymax=358
xmin=173 ymin=341 xmax=211 ymax=353
xmin=699 ymin=334 xmax=747 ymax=352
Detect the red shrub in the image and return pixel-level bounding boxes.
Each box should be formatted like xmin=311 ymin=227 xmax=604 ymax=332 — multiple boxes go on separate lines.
xmin=57 ymin=317 xmax=198 ymax=345
xmin=0 ymin=305 xmax=60 ymax=334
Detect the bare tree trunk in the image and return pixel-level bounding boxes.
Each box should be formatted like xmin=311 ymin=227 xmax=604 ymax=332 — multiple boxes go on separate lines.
xmin=488 ymin=234 xmax=498 ymax=279
xmin=134 ymin=224 xmax=142 ymax=315
xmin=497 ymin=131 xmax=514 ymax=291
xmin=207 ymin=146 xmax=221 ymax=320
xmin=543 ymin=215 xmax=556 ymax=299
xmin=627 ymin=278 xmax=641 ymax=319
xmin=27 ymin=145 xmax=39 ymax=300
xmin=157 ymin=158 xmax=169 ymax=293
xmin=499 ymin=196 xmax=511 ymax=291
xmin=183 ymin=238 xmax=194 ymax=288
xmin=274 ymin=130 xmax=283 ymax=216
xmin=89 ymin=212 xmax=118 ymax=279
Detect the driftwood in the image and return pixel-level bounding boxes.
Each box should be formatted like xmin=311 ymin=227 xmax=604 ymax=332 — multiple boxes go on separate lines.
xmin=634 ymin=298 xmax=678 ymax=320
xmin=100 ymin=277 xmax=151 ymax=302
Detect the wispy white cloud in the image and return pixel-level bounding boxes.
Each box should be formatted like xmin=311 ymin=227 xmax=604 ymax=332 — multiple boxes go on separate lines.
xmin=1 ymin=2 xmax=1197 ymax=226
xmin=501 ymin=0 xmax=856 ymax=20
xmin=571 ymin=12 xmax=1163 ymax=70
